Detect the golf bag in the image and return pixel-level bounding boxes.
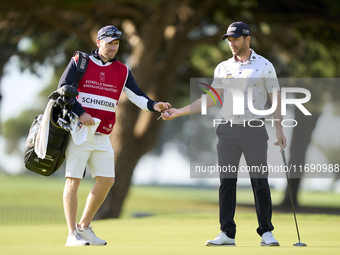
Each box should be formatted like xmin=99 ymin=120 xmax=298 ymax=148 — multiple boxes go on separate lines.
xmin=24 ymin=51 xmax=89 ymax=176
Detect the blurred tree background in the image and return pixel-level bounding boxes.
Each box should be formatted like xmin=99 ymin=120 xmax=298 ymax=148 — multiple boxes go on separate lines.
xmin=1 ymin=0 xmax=340 ymax=218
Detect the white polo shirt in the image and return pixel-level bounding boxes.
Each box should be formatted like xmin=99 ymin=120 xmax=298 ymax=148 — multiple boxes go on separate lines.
xmin=212 ymin=49 xmax=280 ymax=123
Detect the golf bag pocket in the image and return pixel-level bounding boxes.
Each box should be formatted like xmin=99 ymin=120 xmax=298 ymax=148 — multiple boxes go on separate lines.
xmin=24 ymin=108 xmax=70 ymax=176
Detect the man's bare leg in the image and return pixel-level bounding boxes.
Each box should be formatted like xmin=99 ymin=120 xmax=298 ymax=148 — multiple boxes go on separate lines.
xmin=63 ymin=177 xmax=81 ymax=234
xmin=79 ymin=176 xmax=115 ymax=228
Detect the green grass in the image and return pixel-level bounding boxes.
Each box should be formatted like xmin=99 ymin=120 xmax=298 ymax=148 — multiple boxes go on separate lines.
xmin=0 ymin=214 xmax=340 ymax=255
xmin=0 ymin=175 xmax=94 ymax=225
xmin=1 ymin=175 xmax=340 ymax=224
xmin=0 ymin=175 xmax=340 ymax=254
xmin=123 ymin=184 xmax=340 ymax=217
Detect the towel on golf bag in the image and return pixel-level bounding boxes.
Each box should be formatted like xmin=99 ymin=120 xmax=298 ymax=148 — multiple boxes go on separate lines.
xmin=70 ymin=117 xmax=101 ymax=145
xmin=24 ymin=105 xmax=71 ymax=176
xmin=34 ymin=100 xmax=54 ymax=159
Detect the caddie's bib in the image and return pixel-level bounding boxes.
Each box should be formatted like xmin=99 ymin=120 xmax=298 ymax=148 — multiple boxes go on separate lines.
xmin=74 ymin=55 xmax=128 ymax=134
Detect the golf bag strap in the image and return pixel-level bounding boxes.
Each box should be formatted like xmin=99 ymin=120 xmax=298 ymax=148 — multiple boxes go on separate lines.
xmin=73 ymin=51 xmax=89 ymax=89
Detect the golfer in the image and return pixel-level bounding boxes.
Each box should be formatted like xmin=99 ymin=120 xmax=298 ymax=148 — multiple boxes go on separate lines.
xmin=162 ymin=21 xmax=286 ymax=246
xmin=58 ymin=25 xmax=171 ymax=246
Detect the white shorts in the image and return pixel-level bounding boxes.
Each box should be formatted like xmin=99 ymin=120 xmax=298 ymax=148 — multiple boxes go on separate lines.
xmin=65 ymin=134 xmax=115 ymax=179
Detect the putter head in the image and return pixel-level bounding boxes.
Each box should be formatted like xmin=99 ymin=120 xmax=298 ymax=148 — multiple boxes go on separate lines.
xmin=293 ymin=242 xmax=307 ymax=246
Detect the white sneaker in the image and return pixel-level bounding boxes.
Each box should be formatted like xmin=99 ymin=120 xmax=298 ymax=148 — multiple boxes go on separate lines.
xmin=77 ymin=225 xmax=107 ymax=245
xmin=205 ymin=232 xmax=236 ymax=246
xmin=261 ymin=231 xmax=280 ymax=246
xmin=65 ymin=230 xmax=90 ymax=246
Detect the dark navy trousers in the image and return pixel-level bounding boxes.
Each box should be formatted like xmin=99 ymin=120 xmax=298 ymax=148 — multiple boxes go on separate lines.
xmin=216 ymin=123 xmax=274 ymax=238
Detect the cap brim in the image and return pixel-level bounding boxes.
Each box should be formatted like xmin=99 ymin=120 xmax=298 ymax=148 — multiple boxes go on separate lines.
xmin=101 ymin=36 xmax=123 ymax=42
xmin=221 ymin=33 xmax=242 ymax=40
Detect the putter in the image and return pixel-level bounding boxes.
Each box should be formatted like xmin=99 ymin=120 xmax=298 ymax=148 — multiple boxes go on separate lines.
xmin=280 ymin=145 xmax=307 ymax=247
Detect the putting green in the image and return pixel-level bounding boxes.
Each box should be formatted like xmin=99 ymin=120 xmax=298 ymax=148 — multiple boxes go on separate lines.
xmin=1 ymin=176 xmax=339 ymax=254
xmin=0 ymin=213 xmax=339 ymax=255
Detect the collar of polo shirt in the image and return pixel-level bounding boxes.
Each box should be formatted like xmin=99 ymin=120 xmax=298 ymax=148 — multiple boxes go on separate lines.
xmin=232 ymin=49 xmax=257 ymax=64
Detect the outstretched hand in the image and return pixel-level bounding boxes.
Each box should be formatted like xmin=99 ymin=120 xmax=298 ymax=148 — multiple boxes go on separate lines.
xmin=160 ymin=108 xmax=182 ymax=121
xmin=153 ymin=102 xmax=172 ymax=112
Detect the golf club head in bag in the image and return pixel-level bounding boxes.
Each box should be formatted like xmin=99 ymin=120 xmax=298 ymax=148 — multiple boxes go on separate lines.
xmin=49 ymin=85 xmax=79 ymax=131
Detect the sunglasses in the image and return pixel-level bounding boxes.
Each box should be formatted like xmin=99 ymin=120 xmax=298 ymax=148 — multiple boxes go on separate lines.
xmin=98 ymin=29 xmax=122 ymax=39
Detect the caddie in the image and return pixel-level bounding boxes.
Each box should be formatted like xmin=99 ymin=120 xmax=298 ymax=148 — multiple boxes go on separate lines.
xmin=58 ymin=25 xmax=171 ymax=246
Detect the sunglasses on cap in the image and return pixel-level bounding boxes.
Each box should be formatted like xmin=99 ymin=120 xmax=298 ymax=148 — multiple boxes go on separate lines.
xmin=98 ymin=29 xmax=122 ymax=40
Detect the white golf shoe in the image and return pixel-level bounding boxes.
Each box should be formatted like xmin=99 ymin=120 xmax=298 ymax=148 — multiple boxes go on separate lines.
xmin=65 ymin=230 xmax=90 ymax=246
xmin=260 ymin=231 xmax=280 ymax=246
xmin=77 ymin=225 xmax=107 ymax=246
xmin=205 ymin=232 xmax=236 ymax=246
